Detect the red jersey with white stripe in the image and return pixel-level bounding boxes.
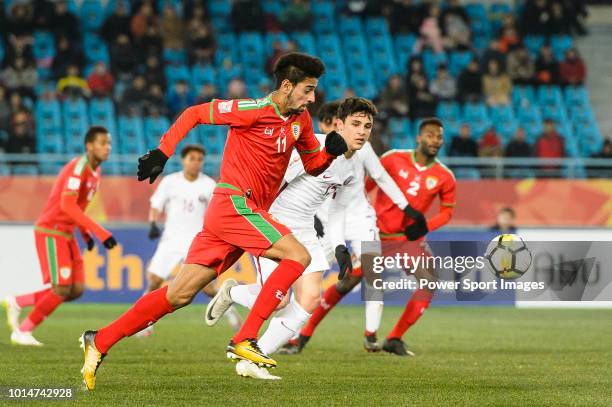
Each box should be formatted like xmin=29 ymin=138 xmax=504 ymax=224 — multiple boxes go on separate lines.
xmin=159 ymin=95 xmax=335 ymax=210
xmin=371 ymin=149 xmax=456 ymax=238
xmin=36 ymin=155 xmax=101 ymax=235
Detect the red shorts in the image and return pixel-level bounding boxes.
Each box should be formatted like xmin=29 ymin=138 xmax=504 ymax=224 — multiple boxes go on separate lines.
xmin=34 ymin=229 xmax=84 ymax=286
xmin=381 ymin=237 xmax=433 ymax=275
xmin=185 ymin=192 xmax=291 ymax=274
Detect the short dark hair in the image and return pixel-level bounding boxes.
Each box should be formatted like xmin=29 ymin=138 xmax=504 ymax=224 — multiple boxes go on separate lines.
xmin=273 ymin=52 xmax=325 ymax=88
xmin=337 ymin=97 xmax=378 ymax=121
xmin=180 ymin=144 xmax=206 ymax=158
xmin=317 ymin=101 xmax=341 ymax=125
xmin=499 ymin=206 xmax=515 ymax=217
xmin=418 ymin=117 xmax=444 ymax=134
xmin=84 ymin=126 xmax=109 ymax=145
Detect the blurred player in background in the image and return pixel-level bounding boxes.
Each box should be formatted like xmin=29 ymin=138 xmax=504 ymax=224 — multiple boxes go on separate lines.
xmin=3 ymin=126 xmax=116 ymax=346
xmin=137 ymin=144 xmax=241 ymax=337
xmin=284 ymin=101 xmax=419 ymax=354
xmin=371 ymin=118 xmax=455 ymax=356
xmin=205 ymin=97 xmax=377 ymax=380
xmin=490 ymin=207 xmax=517 ymax=233
xmin=80 ymin=52 xmax=349 ymax=390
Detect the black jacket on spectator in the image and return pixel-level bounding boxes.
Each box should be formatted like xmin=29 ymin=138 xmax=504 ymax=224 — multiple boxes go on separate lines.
xmin=49 ymin=8 xmax=80 ymax=41
xmin=505 ymin=140 xmax=532 ymax=157
xmin=230 ymin=0 xmax=265 ymax=32
xmin=52 ymin=41 xmax=85 ymax=78
xmin=449 ymin=136 xmax=479 ymax=157
xmin=458 ymin=69 xmax=482 ymax=102
xmin=100 ymin=11 xmax=131 ymax=44
xmin=390 ymin=2 xmax=425 ymax=34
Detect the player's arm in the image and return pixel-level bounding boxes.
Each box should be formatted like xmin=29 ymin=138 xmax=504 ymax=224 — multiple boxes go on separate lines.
xmin=361 ymin=143 xmax=409 ymax=210
xmin=138 ymin=99 xmax=258 ymax=183
xmin=78 ymin=227 xmax=95 ymax=251
xmin=59 ymin=178 xmax=115 ymax=248
xmin=426 ymin=176 xmax=456 ymax=232
xmin=148 ymin=176 xmax=168 ymax=239
xmin=295 ymin=114 xmax=347 ymax=176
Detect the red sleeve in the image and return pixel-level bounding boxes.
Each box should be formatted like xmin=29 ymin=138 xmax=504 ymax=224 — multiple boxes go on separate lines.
xmin=295 ymin=112 xmax=336 ymax=176
xmin=426 ymin=176 xmax=455 ymax=232
xmin=60 ymin=193 xmax=111 ymax=242
xmin=158 ymin=99 xmax=258 ymax=157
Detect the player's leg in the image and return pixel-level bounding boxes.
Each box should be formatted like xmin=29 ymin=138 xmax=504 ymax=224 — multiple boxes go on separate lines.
xmin=361 ymin=251 xmax=384 ymax=352
xmin=2 ymin=288 xmax=50 ymax=332
xmin=202 ymin=282 xmax=242 ymax=331
xmin=383 ymin=241 xmax=436 ymax=356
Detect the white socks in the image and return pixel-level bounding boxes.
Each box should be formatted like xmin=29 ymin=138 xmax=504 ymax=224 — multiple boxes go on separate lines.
xmin=365 ymin=300 xmax=384 ymax=333
xmin=229 ymin=284 xmax=260 ymax=309
xmin=259 ymin=299 xmax=311 ymax=355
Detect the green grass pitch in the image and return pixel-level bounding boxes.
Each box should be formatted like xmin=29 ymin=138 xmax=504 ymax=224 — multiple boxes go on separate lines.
xmin=1 ymin=304 xmax=611 ymax=406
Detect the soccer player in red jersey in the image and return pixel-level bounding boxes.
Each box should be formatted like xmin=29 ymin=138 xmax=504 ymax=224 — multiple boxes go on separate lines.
xmin=80 ymin=53 xmax=349 ymax=390
xmin=373 ymin=117 xmax=456 ymax=355
xmin=2 ymin=126 xmax=116 ymax=346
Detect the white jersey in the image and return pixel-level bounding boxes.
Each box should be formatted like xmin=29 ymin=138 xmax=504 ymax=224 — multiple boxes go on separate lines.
xmin=269 ymin=134 xmax=357 ymax=231
xmin=150 ymin=171 xmax=216 ymax=250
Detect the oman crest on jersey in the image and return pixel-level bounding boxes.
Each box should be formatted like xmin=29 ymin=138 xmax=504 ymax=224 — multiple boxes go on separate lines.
xmin=291 ymin=122 xmax=300 ymax=140
xmin=425 ymin=176 xmax=438 ymax=190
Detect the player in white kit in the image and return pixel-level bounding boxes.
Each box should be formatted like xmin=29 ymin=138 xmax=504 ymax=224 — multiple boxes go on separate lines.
xmin=138 ymin=144 xmax=241 ymax=336
xmin=204 ymin=97 xmax=378 ymax=380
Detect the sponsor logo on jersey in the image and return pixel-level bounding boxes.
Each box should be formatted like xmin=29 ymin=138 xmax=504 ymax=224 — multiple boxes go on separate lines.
xmin=275 ymin=290 xmax=284 ymax=300
xmin=291 ymin=122 xmax=300 ymax=140
xmin=425 ymin=176 xmax=438 ymax=190
xmin=218 ymin=100 xmax=233 ymax=114
xmin=343 ymin=176 xmax=354 ymax=185
xmin=67 ymin=177 xmax=81 ymax=190
xmin=60 ymin=267 xmax=71 ymax=280
xmin=264 ymin=127 xmax=274 ymax=137
xmin=399 ymin=169 xmax=409 ymax=179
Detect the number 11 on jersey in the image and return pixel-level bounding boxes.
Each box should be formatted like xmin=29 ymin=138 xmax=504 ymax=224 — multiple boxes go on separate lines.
xmin=276 ymin=134 xmax=287 ymax=153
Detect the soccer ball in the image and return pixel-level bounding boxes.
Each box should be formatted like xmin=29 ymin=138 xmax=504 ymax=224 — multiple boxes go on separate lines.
xmin=484 ymin=234 xmax=532 ymax=279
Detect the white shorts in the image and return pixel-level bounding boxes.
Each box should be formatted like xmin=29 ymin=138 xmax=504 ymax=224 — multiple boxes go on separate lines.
xmin=148 ymin=242 xmax=188 ymax=279
xmin=256 ymin=227 xmax=329 ymax=284
xmin=345 ymin=212 xmax=381 ymax=260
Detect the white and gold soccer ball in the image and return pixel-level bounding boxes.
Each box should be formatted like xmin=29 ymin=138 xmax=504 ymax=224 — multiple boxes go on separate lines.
xmin=484 ymin=234 xmax=532 ymax=279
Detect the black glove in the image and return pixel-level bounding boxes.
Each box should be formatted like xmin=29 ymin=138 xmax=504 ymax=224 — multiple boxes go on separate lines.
xmin=103 ymin=236 xmax=118 ymax=249
xmin=314 ymin=215 xmax=324 ymax=238
xmin=404 ymin=221 xmax=428 ymax=241
xmin=148 ymin=222 xmax=161 ymax=240
xmin=325 ymin=131 xmax=348 ymax=156
xmin=84 ymin=234 xmax=95 ymax=251
xmin=403 ymin=205 xmax=426 ymax=225
xmin=137 ymin=149 xmax=168 ymax=184
xmin=335 ymin=245 xmax=352 ymax=280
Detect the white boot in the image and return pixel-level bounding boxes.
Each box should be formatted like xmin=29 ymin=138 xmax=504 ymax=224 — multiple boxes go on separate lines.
xmin=235 ymin=360 xmax=281 ymax=380
xmin=11 ymin=329 xmax=43 ymax=346
xmin=2 ymin=296 xmax=22 ymax=331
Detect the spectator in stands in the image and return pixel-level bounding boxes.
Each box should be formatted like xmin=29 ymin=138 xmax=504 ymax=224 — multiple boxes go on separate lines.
xmin=378 ymin=74 xmax=409 ymax=118
xmin=87 ymin=62 xmax=115 ymax=97
xmin=536 ymin=45 xmax=560 ymax=85
xmin=52 ymin=35 xmax=85 ymax=79
xmin=130 ymin=3 xmax=157 ymax=42
xmin=490 ymin=207 xmax=517 ymax=233
xmin=57 ymin=65 xmax=90 ymax=99
xmin=458 ymin=59 xmax=483 ymax=103
xmin=49 ymin=0 xmax=80 ymax=41
xmin=419 ymin=4 xmax=444 ymax=53
xmin=592 ymin=139 xmax=612 ymax=159
xmin=8 ymin=92 xmax=29 ymax=117
xmin=506 ymin=46 xmax=536 ymax=86
xmin=449 ymin=124 xmax=479 ymax=157
xmin=483 ymin=60 xmax=512 ymax=106
xmin=226 ymin=78 xmax=248 ymax=100
xmin=230 ymin=0 xmax=265 ymax=32
xmin=505 ymin=128 xmax=532 ymax=157
xmin=187 ymin=21 xmax=216 ymax=65
xmin=481 ymin=39 xmax=506 ymax=73
xmin=561 ymin=0 xmax=588 ymax=36
xmin=145 ymin=84 xmax=168 ymax=116
xmin=1 ymin=57 xmax=37 ymax=99
xmin=479 ymin=127 xmax=503 ymax=157
xmin=406 ymin=57 xmax=427 ymax=91
xmin=139 ymin=24 xmax=163 ymax=63
xmin=110 ymin=34 xmax=138 ymax=81
xmin=121 ymin=74 xmax=148 ymax=114
xmin=143 ymin=55 xmax=166 ymax=90
xmin=100 ymin=1 xmax=131 ymax=44
xmin=430 ymin=65 xmax=457 ymax=101
xmin=184 ymin=2 xmax=209 ymax=24
xmin=195 ymin=84 xmax=220 ymax=105
xmin=499 ymin=26 xmax=521 ymax=54
xmin=0 ymin=86 xmax=10 ymax=132
xmin=160 ymin=5 xmax=185 ymax=50
xmin=390 ymin=0 xmax=423 ymax=34
xmin=520 ymin=0 xmax=551 ymax=36
xmin=440 ymin=0 xmax=471 ymax=50
xmin=587 ymin=139 xmax=612 ymax=178
xmin=3 ymin=35 xmax=35 ymax=69
xmin=280 ymin=0 xmax=313 ymax=32
xmin=6 ymin=109 xmax=35 ymax=154
xmin=5 ymin=3 xmax=35 ymax=39
xmin=167 ymin=80 xmax=195 ymax=118
xmin=536 ymin=119 xmax=565 ymax=158
xmin=408 ymin=75 xmax=436 ymax=120
xmin=548 ymin=1 xmax=571 ymax=36
xmin=559 ymin=48 xmax=586 ymax=86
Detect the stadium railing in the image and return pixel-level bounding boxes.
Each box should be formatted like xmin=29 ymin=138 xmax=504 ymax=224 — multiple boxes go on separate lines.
xmin=1 ymin=154 xmax=611 ymax=179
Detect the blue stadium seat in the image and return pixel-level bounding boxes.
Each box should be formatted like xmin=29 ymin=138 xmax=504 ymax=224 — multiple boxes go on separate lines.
xmin=576 ymin=123 xmax=603 ymax=156
xmin=62 ymin=98 xmax=88 ymax=131
xmin=264 ymin=32 xmax=290 ymax=57
xmin=453 ymin=167 xmax=481 ymax=180
xmin=89 ymin=98 xmax=116 ymax=135
xmin=209 ymin=0 xmax=231 ymax=17
xmin=0 ymin=40 xmax=4 ymax=64
xmin=537 ymin=85 xmax=563 ymax=106
xmin=448 ymin=51 xmax=473 ymax=77
xmin=164 ymin=64 xmax=191 ymax=86
xmin=489 ymin=104 xmax=514 ymax=122
xmin=37 ymin=132 xmax=64 ymax=154
xmin=436 ymin=101 xmax=461 ymax=122
xmin=83 ymin=34 xmax=110 ymax=64
xmin=262 ymin=0 xmax=282 ymax=15
xmin=444 ymin=120 xmax=462 ymax=138
xmin=470 ymin=119 xmax=493 ymax=140
xmin=523 ymin=121 xmax=543 ymax=143
xmin=388 ymin=118 xmax=411 ymax=135
xmin=542 ymin=104 xmax=567 ymax=123
xmin=390 ymin=135 xmax=416 ymax=150
xmin=33 ymin=31 xmax=55 ymax=60
xmin=564 ymin=86 xmax=589 ymax=107
xmin=191 ymin=63 xmax=216 ymax=87
xmin=551 ymin=35 xmax=573 ymax=60
xmin=81 ymin=0 xmax=105 ymax=32
xmin=239 ymin=32 xmax=264 ymax=64
xmin=117 ymin=116 xmax=145 ymax=154
xmin=312 ymin=1 xmax=335 ymax=20
xmin=517 ymin=105 xmax=542 ymax=123
xmin=291 ymin=32 xmax=316 ymax=56
xmin=365 ymin=17 xmax=389 ymax=37
xmin=463 ymin=102 xmax=488 ymax=122
xmin=569 ymin=105 xmax=595 ymax=124
xmin=339 ymin=15 xmax=363 ymax=36
xmin=11 ymin=165 xmax=39 ymax=176
xmin=495 ymin=119 xmax=519 ymax=142
xmin=422 ymin=50 xmax=448 ymax=80
xmin=163 ymin=48 xmax=188 ymax=66
xmin=35 ymin=98 xmax=62 ymax=133
xmin=512 ymin=86 xmax=537 ymax=107
xmin=524 ymin=35 xmax=545 ymax=57
xmin=144 ymin=116 xmax=171 ymax=146
xmin=216 ymin=33 xmax=238 ymax=52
